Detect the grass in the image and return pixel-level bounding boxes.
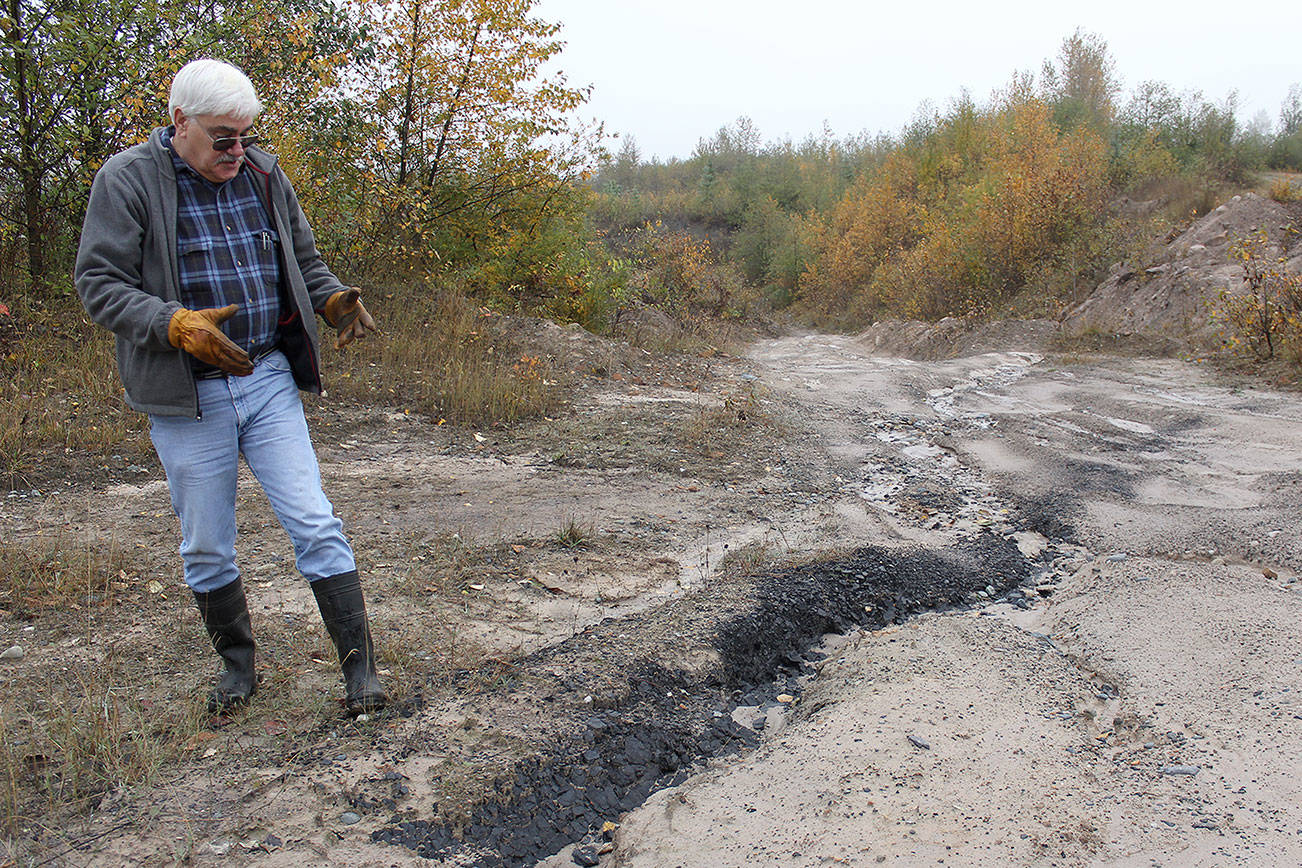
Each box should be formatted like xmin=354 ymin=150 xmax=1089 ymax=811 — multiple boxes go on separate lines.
xmin=0 ymin=652 xmax=209 ymax=839
xmin=680 ymin=382 xmax=772 ymax=458
xmin=0 ymin=531 xmax=137 ymax=615
xmin=0 ymin=283 xmax=570 ymax=488
xmin=325 ymin=286 xmax=566 ymax=427
xmin=0 ymin=295 xmax=149 ymax=487
xmin=553 ymin=517 xmax=595 ymax=550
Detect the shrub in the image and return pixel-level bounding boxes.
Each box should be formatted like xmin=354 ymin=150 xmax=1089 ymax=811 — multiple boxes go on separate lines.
xmin=1268 ymin=177 xmax=1302 ymax=203
xmin=1215 ymin=229 xmax=1302 ymax=360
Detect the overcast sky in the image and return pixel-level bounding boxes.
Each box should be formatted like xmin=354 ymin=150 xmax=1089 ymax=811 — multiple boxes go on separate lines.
xmin=533 ymin=0 xmax=1300 ymax=161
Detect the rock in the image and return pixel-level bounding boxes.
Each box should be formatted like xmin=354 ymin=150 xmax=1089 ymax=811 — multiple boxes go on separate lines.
xmin=341 ymin=811 xmax=362 ymax=825
xmin=731 ymin=705 xmax=764 ymax=731
xmin=0 ymin=646 xmax=23 ymax=661
xmin=1263 ymin=567 xmax=1278 ymax=580
xmin=1107 ymin=553 xmax=1129 ymax=563
xmin=573 ymin=845 xmax=601 ymax=866
xmin=907 ymin=734 xmax=931 ymax=750
xmin=1160 ymin=765 xmax=1200 ymax=776
xmin=263 ymin=833 xmax=283 ymax=849
xmin=764 ymin=706 xmax=787 ymax=736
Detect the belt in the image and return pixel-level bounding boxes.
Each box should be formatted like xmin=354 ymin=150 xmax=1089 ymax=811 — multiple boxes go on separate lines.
xmin=194 ymin=345 xmax=279 ymax=380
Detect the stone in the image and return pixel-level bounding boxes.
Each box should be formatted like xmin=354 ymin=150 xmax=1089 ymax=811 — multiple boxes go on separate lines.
xmin=907 ymin=734 xmax=931 ymax=750
xmin=0 ymin=646 xmax=23 ymax=661
xmin=1160 ymin=765 xmax=1200 ymax=776
xmin=341 ymin=811 xmax=362 ymax=825
xmin=573 ymin=845 xmax=600 ymax=866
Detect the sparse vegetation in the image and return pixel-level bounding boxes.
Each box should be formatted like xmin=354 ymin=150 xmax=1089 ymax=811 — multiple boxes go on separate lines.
xmin=0 ymin=653 xmax=208 ymax=837
xmin=0 ymin=531 xmax=134 ymax=613
xmin=1215 ymin=229 xmax=1302 ymax=361
xmin=554 ymin=517 xmax=594 ymax=550
xmin=0 ymin=295 xmax=150 ymax=486
xmin=680 ymin=383 xmax=773 ymax=459
xmin=325 ymin=286 xmax=565 ymax=426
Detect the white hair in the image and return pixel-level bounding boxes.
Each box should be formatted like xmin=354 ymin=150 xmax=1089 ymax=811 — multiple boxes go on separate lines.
xmin=169 ymin=59 xmax=263 ymax=122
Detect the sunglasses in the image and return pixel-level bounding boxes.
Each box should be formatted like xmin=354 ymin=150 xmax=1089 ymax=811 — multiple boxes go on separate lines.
xmin=210 ymin=133 xmax=260 ymax=152
xmin=196 ymin=121 xmax=260 ymax=152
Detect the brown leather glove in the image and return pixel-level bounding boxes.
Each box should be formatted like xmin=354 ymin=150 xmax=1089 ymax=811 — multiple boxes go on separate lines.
xmin=323 ymin=288 xmax=377 ymax=348
xmin=167 ymin=304 xmax=254 ymax=376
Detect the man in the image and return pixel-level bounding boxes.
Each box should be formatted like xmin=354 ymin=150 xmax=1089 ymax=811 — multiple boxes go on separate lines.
xmin=76 ymin=58 xmax=385 ymax=717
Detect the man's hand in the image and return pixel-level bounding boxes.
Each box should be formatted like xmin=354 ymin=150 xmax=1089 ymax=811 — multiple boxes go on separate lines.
xmin=168 ymin=305 xmax=254 ymax=376
xmin=324 ymin=288 xmax=378 ymax=349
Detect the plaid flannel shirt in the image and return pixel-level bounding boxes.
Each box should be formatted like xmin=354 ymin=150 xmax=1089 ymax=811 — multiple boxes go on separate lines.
xmin=164 ymin=127 xmax=282 ymax=364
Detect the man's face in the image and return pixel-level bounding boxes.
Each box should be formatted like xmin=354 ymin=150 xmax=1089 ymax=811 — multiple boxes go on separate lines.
xmin=172 ymin=110 xmax=257 ymax=184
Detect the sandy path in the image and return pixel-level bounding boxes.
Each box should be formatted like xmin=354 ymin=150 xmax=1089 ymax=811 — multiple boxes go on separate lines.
xmin=599 ymin=335 xmax=1302 ymax=868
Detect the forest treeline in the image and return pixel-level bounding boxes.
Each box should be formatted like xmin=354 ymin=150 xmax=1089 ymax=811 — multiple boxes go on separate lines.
xmin=0 ymin=0 xmax=609 ymax=316
xmin=3 ymin=1 xmax=1301 ymax=333
xmin=593 ymin=31 xmax=1302 ymax=328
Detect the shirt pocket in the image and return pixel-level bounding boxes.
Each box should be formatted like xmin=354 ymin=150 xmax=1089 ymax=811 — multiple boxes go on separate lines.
xmin=252 ymin=228 xmax=282 ymax=284
xmin=178 ymin=237 xmax=213 ymax=259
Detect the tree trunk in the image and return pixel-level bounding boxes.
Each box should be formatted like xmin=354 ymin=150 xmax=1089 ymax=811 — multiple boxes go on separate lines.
xmin=395 ymin=0 xmax=422 ymax=186
xmin=427 ymin=21 xmax=480 ymax=188
xmin=8 ymin=0 xmax=46 ymax=282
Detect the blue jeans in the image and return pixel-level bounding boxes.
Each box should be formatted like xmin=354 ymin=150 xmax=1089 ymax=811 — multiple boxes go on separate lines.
xmin=149 ymin=350 xmax=355 ymax=593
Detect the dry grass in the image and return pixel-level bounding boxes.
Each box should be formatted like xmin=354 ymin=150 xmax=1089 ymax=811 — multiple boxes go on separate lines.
xmin=554 ymin=517 xmax=594 ymax=550
xmin=0 ymin=285 xmax=569 ymax=488
xmin=325 ymin=287 xmax=565 ymax=427
xmin=679 ymin=382 xmax=772 ymax=458
xmin=0 ymin=530 xmax=204 ymax=838
xmin=0 ymin=530 xmax=137 ymax=615
xmin=0 ymin=648 xmax=209 ymax=838
xmin=0 ymin=296 xmax=149 ymax=487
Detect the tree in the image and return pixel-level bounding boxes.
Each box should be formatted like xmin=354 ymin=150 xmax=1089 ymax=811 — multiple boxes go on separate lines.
xmin=0 ymin=0 xmax=359 ymax=290
xmin=1041 ymin=29 xmax=1119 ymax=133
xmin=335 ymin=0 xmax=598 ymax=283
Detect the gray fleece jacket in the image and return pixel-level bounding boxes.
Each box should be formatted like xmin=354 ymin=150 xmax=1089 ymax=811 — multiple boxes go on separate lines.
xmin=75 ymin=127 xmax=344 ymax=417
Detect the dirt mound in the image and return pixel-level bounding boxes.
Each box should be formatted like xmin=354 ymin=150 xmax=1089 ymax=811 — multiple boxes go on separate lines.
xmin=1063 ymin=193 xmax=1302 ymax=351
xmin=854 ymin=317 xmax=1060 ymax=360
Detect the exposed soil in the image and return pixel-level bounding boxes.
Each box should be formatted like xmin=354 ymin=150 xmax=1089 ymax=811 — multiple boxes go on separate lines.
xmin=2 ymin=317 xmax=1301 ymax=867
xmin=1063 ymin=192 xmax=1302 ymax=352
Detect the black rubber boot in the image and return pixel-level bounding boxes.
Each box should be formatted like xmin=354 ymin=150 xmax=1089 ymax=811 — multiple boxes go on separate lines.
xmin=193 ymin=576 xmax=258 ymax=713
xmin=311 ymin=570 xmax=387 ymax=716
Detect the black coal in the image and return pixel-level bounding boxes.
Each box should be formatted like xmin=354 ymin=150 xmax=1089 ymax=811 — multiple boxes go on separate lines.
xmin=372 ymin=533 xmax=1028 ymax=865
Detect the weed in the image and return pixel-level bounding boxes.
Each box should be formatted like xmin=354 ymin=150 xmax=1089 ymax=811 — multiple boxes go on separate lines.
xmin=0 ymin=531 xmax=135 ymax=615
xmin=554 ymin=517 xmax=594 ymax=550
xmin=1268 ymin=177 xmax=1301 ymax=203
xmin=680 ymin=382 xmax=771 ymax=458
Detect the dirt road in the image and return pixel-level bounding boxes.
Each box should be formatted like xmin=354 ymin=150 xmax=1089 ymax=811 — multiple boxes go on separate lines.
xmin=599 ymin=334 xmax=1302 ymax=867
xmin=4 ymin=330 xmax=1300 ymax=866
